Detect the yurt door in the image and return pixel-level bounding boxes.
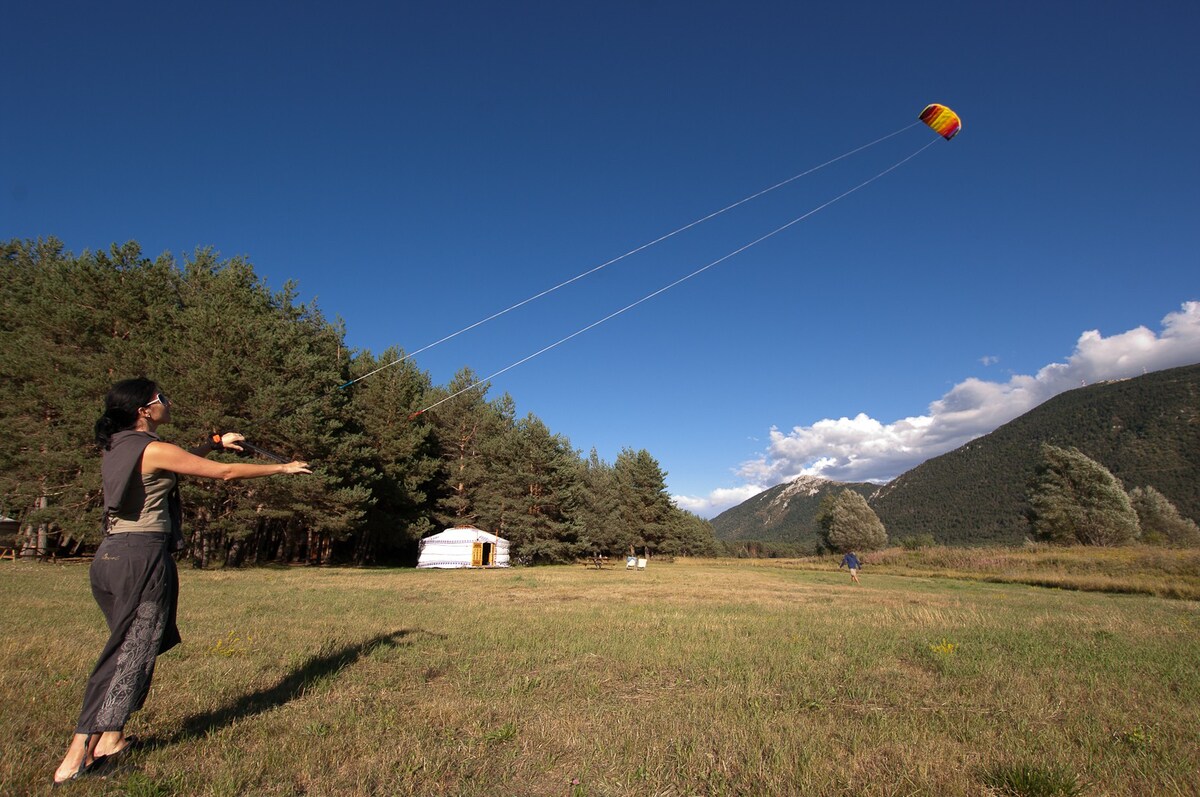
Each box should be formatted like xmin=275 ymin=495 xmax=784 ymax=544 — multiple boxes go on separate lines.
xmin=471 ymin=542 xmax=494 ymax=566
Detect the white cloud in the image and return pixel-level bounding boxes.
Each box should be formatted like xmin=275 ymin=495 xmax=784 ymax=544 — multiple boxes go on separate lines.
xmin=673 ymin=484 xmax=764 ymax=515
xmin=677 ymin=302 xmax=1200 ymax=519
xmin=980 ymin=355 xmax=999 ymax=366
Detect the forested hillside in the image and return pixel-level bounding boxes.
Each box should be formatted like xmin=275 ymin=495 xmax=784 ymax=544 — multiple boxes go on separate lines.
xmin=710 ymin=476 xmax=876 ymax=550
xmin=0 ymin=239 xmax=719 ymax=565
xmin=871 ymin=363 xmax=1200 ymax=545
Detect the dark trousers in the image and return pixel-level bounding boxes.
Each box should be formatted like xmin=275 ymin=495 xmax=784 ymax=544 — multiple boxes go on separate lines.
xmin=74 ymin=532 xmax=181 ymax=734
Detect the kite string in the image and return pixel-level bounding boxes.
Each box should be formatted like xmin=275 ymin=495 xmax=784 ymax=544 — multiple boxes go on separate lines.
xmin=343 ymin=121 xmax=923 ymax=390
xmin=417 ymin=137 xmax=940 ymax=417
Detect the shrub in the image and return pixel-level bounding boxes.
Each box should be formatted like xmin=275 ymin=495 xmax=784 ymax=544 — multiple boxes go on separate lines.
xmin=899 ymin=533 xmax=937 ymax=550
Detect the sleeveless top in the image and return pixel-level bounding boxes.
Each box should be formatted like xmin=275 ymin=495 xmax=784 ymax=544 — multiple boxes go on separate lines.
xmin=103 ymin=430 xmax=184 ymax=548
xmin=108 ymin=469 xmax=178 ymax=533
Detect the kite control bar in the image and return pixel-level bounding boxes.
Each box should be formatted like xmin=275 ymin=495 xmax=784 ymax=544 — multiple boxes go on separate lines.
xmin=208 ymin=433 xmax=293 ymax=464
xmin=240 ymin=440 xmax=292 ymax=463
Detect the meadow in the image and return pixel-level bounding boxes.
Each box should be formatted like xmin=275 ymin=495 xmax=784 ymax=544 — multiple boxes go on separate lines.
xmin=772 ymin=545 xmax=1200 ymax=601
xmin=3 ymin=553 xmax=1197 ymax=796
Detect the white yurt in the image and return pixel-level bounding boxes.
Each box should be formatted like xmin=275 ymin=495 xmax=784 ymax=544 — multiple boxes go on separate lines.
xmin=417 ymin=526 xmax=510 ymax=569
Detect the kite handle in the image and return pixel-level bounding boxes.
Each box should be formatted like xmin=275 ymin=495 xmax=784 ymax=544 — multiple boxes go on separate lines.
xmin=240 ymin=440 xmax=293 ymax=464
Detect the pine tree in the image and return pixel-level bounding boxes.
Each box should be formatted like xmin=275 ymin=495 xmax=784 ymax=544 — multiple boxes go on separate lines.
xmin=612 ymin=448 xmax=674 ymax=555
xmin=1027 ymin=444 xmax=1140 ymax=546
xmin=662 ymin=510 xmax=721 ymax=557
xmin=346 ymin=346 xmax=439 ymax=564
xmin=428 ymin=370 xmax=514 ymax=530
xmin=498 ymin=415 xmax=580 ymax=562
xmin=573 ymin=449 xmax=620 ymax=556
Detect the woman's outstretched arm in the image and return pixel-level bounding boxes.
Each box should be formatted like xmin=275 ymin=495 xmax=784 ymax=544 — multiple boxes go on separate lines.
xmin=143 ymin=441 xmax=310 ymax=480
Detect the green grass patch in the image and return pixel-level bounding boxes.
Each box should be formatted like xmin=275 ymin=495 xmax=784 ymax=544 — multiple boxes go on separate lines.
xmin=979 ymin=763 xmax=1086 ymax=797
xmin=3 ymin=557 xmax=1198 ymax=795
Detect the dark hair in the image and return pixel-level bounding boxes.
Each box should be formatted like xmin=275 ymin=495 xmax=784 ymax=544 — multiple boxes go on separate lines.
xmin=94 ymin=377 xmax=158 ymax=449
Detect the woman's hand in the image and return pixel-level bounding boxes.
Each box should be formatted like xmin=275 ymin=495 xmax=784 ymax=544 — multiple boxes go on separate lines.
xmin=219 ymin=432 xmax=246 ymax=452
xmin=282 ymin=460 xmax=312 ymax=475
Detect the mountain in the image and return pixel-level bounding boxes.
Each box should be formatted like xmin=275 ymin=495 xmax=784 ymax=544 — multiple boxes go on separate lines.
xmin=710 ymin=475 xmax=877 ymax=548
xmin=872 ymin=362 xmax=1200 ymax=544
xmin=714 ymin=363 xmax=1200 ymax=547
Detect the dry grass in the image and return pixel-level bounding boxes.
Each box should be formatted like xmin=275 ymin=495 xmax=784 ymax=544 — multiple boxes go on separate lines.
xmin=755 ymin=544 xmax=1200 ymax=600
xmin=3 ymin=557 xmax=1198 ymax=796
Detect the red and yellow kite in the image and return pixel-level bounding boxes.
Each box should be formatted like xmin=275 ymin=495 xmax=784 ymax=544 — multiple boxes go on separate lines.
xmin=919 ymin=104 xmax=962 ymax=140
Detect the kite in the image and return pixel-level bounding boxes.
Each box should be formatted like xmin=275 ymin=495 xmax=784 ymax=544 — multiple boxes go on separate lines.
xmin=919 ymin=103 xmax=962 ymax=141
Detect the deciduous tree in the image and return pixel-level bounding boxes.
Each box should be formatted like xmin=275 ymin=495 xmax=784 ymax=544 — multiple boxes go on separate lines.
xmin=1130 ymin=485 xmax=1200 ymax=547
xmin=815 ymin=489 xmax=888 ymax=552
xmin=1027 ymin=444 xmax=1140 ymax=546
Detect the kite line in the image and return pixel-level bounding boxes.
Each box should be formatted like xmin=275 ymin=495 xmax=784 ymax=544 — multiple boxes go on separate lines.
xmin=341 ymin=121 xmax=923 ymax=391
xmin=411 ymin=136 xmax=941 ymax=418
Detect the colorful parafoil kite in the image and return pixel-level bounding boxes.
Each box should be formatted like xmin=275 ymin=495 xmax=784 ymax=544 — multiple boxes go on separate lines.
xmin=919 ymin=103 xmax=961 ymax=140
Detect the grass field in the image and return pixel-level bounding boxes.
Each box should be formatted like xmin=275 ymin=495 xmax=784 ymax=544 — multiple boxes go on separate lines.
xmin=3 ymin=554 xmax=1198 ymax=796
xmin=774 ymin=545 xmax=1200 ymax=601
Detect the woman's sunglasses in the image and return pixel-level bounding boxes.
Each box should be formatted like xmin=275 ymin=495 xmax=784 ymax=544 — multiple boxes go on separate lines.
xmin=144 ymin=392 xmax=170 ymax=408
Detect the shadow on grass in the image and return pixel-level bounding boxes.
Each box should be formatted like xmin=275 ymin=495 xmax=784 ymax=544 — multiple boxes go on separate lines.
xmin=161 ymin=629 xmax=419 ymax=746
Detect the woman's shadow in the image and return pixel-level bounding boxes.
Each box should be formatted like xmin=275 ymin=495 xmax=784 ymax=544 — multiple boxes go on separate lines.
xmin=158 ymin=628 xmax=421 ymax=745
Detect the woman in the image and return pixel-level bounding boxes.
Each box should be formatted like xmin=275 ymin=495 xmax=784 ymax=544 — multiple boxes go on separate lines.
xmin=53 ymin=377 xmax=311 ymax=786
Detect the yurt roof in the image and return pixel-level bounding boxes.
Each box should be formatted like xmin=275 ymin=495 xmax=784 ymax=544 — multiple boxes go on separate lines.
xmin=423 ymin=526 xmax=508 ymax=544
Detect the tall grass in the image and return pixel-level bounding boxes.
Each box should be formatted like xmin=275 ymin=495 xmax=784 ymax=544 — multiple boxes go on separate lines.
xmin=3 ymin=558 xmax=1198 ymax=796
xmin=762 ymin=544 xmax=1200 ymax=600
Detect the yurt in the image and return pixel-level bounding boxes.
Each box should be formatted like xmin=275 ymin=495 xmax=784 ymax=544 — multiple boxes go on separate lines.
xmin=417 ymin=526 xmax=510 ymax=569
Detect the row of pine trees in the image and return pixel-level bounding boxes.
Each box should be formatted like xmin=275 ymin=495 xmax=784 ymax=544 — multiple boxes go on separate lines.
xmin=1 ymin=239 xmax=720 ymax=565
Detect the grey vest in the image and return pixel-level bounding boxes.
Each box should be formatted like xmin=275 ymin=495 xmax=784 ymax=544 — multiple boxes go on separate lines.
xmin=102 ymin=430 xmax=184 ymax=552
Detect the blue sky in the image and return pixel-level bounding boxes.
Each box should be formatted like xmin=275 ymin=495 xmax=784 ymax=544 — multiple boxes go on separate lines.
xmin=6 ymin=1 xmax=1199 ymax=517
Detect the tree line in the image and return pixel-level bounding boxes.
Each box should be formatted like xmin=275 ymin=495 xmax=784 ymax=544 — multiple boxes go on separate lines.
xmin=1 ymin=238 xmax=721 ymax=566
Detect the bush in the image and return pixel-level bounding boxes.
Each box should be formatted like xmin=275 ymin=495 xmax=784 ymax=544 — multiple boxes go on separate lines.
xmin=899 ymin=533 xmax=937 ymax=550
